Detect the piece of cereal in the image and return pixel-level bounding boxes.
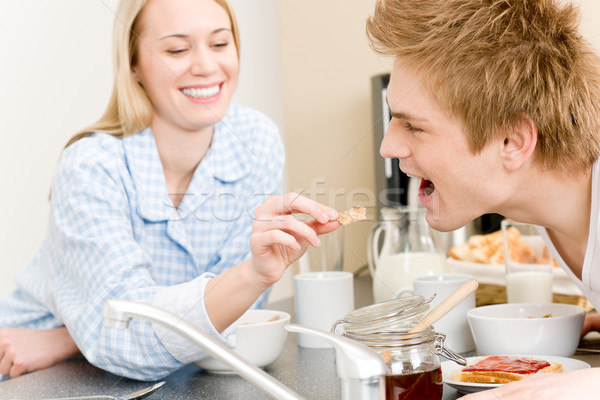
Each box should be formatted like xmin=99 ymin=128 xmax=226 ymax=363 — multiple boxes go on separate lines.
xmin=337 ymin=206 xmax=367 ymax=226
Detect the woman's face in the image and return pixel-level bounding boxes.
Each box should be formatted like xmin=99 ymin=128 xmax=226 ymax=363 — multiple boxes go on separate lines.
xmin=132 ymin=0 xmax=239 ymax=135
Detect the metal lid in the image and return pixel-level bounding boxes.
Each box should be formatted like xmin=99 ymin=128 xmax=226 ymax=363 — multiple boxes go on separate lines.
xmin=332 ymin=295 xmax=432 ymax=335
xmin=331 ymin=295 xmax=467 ymax=366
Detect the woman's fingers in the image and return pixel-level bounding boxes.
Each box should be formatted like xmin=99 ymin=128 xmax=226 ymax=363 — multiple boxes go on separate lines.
xmin=250 ymin=229 xmax=302 ymax=253
xmin=253 ymin=214 xmax=323 ymax=247
xmin=252 ymin=193 xmax=342 ymax=249
xmin=0 ymin=350 xmax=12 ymax=376
xmin=255 ymin=193 xmax=338 ymax=224
xmin=305 ymin=220 xmax=342 ymax=236
xmin=9 ymin=359 xmax=26 ymax=378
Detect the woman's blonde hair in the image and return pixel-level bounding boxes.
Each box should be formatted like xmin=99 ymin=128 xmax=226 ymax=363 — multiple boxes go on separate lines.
xmin=367 ymin=0 xmax=600 ymax=172
xmin=65 ymin=0 xmax=240 ymax=148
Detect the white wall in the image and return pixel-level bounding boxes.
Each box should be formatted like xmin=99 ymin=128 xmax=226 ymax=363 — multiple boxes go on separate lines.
xmin=229 ymin=0 xmax=292 ymax=303
xmin=0 ymin=1 xmax=289 ymax=300
xmin=0 ymin=1 xmax=116 ymax=295
xmin=565 ymin=0 xmax=600 ymax=52
xmin=230 ymin=0 xmax=286 ymax=135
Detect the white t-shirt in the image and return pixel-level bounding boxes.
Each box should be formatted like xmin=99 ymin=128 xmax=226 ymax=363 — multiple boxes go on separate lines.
xmin=538 ymin=158 xmax=600 ymax=310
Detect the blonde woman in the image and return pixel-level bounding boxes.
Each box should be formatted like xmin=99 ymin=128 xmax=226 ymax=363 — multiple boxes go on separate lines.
xmin=0 ymin=0 xmax=338 ymax=380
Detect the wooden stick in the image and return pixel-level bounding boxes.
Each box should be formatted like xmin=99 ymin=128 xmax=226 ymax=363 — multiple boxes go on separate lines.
xmin=408 ymin=279 xmax=479 ymax=334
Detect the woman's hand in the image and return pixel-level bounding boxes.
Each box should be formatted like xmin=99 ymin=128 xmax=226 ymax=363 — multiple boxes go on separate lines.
xmin=249 ymin=193 xmax=339 ymax=288
xmin=0 ymin=326 xmax=81 ymax=378
xmin=205 ymin=193 xmax=340 ymax=332
xmin=461 ymin=367 xmax=600 ymax=400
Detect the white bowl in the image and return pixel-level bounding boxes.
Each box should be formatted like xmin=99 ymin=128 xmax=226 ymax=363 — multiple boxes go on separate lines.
xmin=195 ymin=309 xmax=290 ymax=373
xmin=467 ymin=303 xmax=585 ymax=357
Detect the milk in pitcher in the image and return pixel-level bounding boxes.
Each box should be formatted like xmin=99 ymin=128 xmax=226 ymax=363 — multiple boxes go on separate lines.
xmin=372 ymin=252 xmax=447 ymax=303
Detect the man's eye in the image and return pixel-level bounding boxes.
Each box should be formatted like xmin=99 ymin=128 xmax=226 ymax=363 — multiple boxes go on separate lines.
xmin=403 ymin=121 xmax=421 ymax=133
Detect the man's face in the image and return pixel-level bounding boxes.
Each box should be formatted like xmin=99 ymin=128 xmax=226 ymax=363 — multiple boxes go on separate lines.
xmin=381 ymin=62 xmax=506 ymax=231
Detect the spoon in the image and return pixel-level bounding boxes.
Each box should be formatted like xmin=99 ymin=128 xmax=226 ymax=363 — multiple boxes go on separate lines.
xmin=408 ymin=278 xmax=479 ymax=334
xmin=42 ymin=381 xmax=166 ymax=400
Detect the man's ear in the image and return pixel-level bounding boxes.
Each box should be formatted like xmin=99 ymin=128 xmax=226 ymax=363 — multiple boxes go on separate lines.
xmin=501 ymin=114 xmax=537 ymax=172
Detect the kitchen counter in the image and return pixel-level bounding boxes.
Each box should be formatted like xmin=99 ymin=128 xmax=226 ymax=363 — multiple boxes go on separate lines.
xmin=1 ymin=273 xmax=599 ymax=400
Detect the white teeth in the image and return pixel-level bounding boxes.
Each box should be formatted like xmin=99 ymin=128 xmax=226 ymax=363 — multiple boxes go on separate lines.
xmin=181 ymin=85 xmax=220 ymax=98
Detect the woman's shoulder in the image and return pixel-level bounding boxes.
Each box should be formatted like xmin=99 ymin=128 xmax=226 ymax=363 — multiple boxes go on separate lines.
xmin=223 ymin=103 xmax=282 ymax=151
xmin=223 ymin=103 xmax=279 ymax=135
xmin=57 ymin=132 xmax=126 ymax=175
xmin=51 ymin=132 xmax=135 ymax=214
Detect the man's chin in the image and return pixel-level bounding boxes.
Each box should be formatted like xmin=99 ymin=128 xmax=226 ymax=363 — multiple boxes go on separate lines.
xmin=424 ymin=212 xmax=471 ymax=233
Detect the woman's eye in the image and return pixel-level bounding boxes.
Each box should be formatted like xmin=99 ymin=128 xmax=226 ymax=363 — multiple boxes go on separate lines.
xmin=166 ymin=49 xmax=188 ymax=55
xmin=212 ymin=41 xmax=229 ymax=49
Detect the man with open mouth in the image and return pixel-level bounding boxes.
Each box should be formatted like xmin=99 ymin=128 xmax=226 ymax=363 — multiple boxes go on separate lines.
xmin=368 ymin=1 xmax=600 ymax=399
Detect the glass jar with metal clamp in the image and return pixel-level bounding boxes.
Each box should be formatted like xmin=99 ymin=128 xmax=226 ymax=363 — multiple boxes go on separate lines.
xmin=332 ymin=295 xmax=466 ymax=400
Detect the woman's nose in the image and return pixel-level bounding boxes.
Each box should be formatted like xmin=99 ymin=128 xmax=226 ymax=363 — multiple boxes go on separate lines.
xmin=190 ymin=47 xmax=218 ymax=75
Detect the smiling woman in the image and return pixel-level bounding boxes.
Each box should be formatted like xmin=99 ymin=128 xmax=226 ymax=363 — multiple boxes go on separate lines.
xmin=0 ymin=0 xmax=287 ymax=297
xmin=0 ymin=0 xmax=339 ymax=382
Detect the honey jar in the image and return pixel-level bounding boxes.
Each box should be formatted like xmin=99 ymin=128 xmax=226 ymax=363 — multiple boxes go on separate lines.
xmin=332 ymin=296 xmax=465 ymax=400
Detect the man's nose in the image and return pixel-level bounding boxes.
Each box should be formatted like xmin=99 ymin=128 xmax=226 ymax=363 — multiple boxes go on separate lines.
xmin=380 ymin=124 xmax=410 ymax=159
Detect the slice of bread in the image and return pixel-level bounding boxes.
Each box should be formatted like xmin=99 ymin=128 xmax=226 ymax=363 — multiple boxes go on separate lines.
xmin=451 ymin=356 xmax=562 ymax=384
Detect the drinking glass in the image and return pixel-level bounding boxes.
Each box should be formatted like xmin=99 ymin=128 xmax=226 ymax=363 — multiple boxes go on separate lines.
xmin=502 ymin=219 xmax=553 ymax=303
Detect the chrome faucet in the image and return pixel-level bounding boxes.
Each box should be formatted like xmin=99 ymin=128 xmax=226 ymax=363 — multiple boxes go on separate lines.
xmin=286 ymin=324 xmax=386 ymax=400
xmin=103 ymin=300 xmax=386 ymax=400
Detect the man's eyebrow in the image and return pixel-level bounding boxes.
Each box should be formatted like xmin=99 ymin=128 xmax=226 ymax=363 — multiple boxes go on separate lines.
xmin=390 ymin=110 xmax=429 ymax=122
xmin=159 ymin=28 xmax=232 ymax=40
xmin=385 ymin=97 xmax=428 ymax=122
xmin=390 ymin=108 xmax=429 ymax=122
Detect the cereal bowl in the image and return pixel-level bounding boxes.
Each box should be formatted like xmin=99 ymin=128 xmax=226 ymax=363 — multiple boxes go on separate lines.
xmin=194 ymin=309 xmax=290 ymax=373
xmin=467 ymin=303 xmax=585 ymax=357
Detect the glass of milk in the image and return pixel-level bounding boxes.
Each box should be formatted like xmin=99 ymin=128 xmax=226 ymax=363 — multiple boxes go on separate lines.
xmin=501 ymin=219 xmax=553 ymax=303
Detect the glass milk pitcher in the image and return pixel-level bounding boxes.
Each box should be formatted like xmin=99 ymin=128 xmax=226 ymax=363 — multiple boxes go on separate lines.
xmin=367 ymin=206 xmax=447 ymax=303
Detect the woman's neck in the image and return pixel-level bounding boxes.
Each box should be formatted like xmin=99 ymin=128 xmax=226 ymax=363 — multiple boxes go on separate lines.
xmin=151 ymin=121 xmax=214 ymax=208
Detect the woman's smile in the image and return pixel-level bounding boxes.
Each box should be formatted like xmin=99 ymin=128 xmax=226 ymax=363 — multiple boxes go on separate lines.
xmin=180 ymin=83 xmax=222 ymax=103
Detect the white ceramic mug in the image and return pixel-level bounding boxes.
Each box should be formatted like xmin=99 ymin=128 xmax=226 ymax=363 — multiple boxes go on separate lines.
xmin=395 ymin=274 xmax=476 ymax=353
xmin=294 ymin=271 xmax=354 ymax=348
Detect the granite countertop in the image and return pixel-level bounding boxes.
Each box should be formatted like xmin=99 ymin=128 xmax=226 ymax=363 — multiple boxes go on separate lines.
xmin=0 ymin=273 xmax=599 ymax=400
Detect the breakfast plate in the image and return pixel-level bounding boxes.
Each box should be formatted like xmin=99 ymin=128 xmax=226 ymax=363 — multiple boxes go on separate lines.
xmin=442 ymin=355 xmax=591 ymax=394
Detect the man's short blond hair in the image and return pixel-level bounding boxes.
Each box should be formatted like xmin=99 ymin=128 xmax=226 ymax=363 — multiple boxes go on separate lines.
xmin=367 ymin=0 xmax=600 ymax=172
